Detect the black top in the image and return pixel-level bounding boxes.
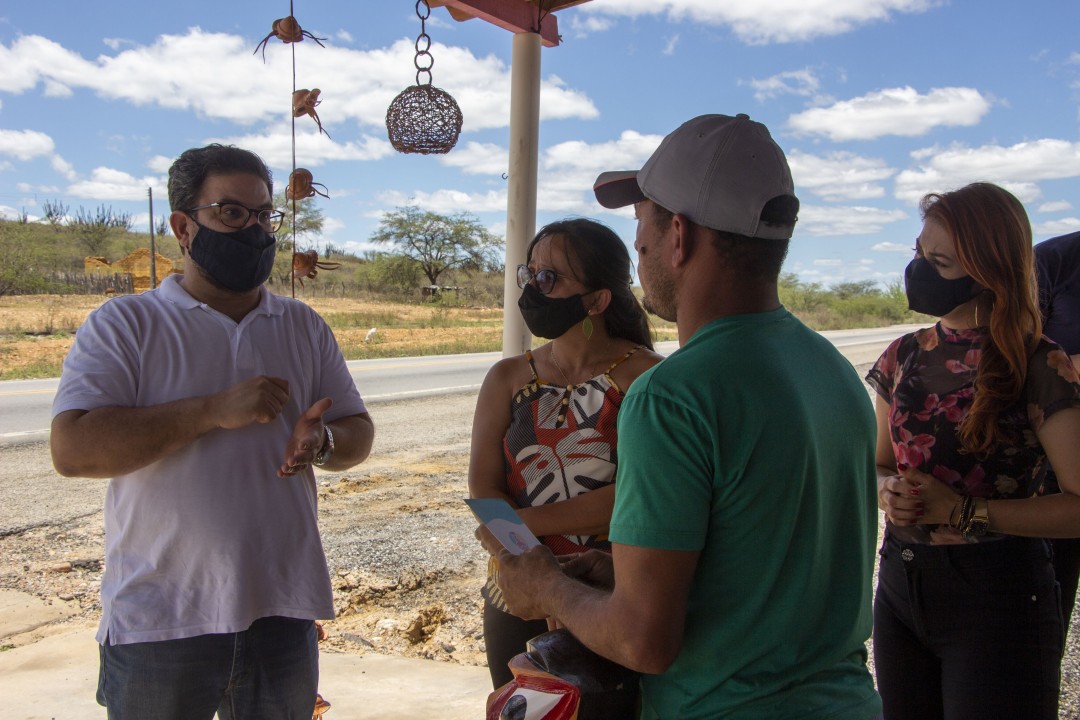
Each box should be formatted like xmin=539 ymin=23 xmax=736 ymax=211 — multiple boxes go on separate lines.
xmin=1035 ymin=231 xmax=1080 ymax=355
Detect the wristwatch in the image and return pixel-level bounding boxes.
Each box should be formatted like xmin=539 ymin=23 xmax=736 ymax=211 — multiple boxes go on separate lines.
xmin=965 ymin=497 xmax=990 ymax=537
xmin=313 ymin=425 xmax=335 ymax=467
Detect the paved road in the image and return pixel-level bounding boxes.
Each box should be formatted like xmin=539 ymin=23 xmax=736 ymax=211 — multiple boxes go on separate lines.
xmin=0 ymin=325 xmax=924 ymax=444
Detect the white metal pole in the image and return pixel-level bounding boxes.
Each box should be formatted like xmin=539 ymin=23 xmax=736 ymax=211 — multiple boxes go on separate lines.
xmin=501 ymin=31 xmax=541 ymax=357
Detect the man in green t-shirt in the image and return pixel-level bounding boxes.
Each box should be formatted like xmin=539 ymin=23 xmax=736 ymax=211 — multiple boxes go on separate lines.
xmin=479 ymin=114 xmax=881 ymax=719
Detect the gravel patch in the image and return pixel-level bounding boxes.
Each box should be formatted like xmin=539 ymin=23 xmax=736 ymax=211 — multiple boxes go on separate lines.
xmin=1 ymin=383 xmax=1077 ymax=715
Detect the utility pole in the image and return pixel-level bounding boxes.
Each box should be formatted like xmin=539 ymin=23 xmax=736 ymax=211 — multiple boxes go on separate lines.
xmin=147 ymin=187 xmax=157 ymax=290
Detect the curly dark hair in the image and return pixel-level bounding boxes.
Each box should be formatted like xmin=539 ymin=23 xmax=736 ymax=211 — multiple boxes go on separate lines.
xmin=167 ymin=144 xmax=273 ymax=213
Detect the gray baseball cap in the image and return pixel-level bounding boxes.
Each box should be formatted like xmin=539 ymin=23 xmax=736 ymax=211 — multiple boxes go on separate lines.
xmin=593 ymin=113 xmax=798 ymax=240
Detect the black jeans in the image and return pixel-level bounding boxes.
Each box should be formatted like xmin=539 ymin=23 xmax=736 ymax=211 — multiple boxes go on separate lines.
xmin=873 ymin=535 xmax=1062 ymax=720
xmin=483 ymin=596 xmax=548 ymax=690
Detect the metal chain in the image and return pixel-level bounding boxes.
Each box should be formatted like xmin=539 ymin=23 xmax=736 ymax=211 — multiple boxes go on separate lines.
xmin=414 ymin=0 xmax=434 ymax=86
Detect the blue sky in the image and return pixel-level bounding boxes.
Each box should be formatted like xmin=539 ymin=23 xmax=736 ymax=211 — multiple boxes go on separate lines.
xmin=1 ymin=0 xmax=1079 ymax=289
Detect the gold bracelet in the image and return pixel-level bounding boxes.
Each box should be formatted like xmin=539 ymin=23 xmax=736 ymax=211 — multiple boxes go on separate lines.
xmin=948 ymin=499 xmax=963 ymax=529
xmin=965 ymin=497 xmax=990 ymax=537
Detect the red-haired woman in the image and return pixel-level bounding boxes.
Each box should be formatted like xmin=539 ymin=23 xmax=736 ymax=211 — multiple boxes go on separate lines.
xmin=868 ymin=182 xmax=1080 ymax=719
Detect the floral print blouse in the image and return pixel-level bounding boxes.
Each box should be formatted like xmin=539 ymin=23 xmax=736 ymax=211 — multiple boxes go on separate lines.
xmin=866 ymin=323 xmax=1080 ymax=545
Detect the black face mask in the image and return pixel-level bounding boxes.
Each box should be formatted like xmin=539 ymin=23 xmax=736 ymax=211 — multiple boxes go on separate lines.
xmin=188 ymin=222 xmax=276 ymax=293
xmin=904 ymin=256 xmax=976 ymax=317
xmin=517 ymin=283 xmax=590 ymax=339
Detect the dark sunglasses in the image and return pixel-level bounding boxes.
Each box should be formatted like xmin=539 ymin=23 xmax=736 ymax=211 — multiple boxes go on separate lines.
xmin=516 ymin=264 xmax=569 ymax=295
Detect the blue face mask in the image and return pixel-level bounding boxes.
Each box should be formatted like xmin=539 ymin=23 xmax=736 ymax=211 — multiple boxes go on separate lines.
xmin=904 ymin=256 xmax=976 ymax=317
xmin=188 ymin=222 xmax=276 ymax=293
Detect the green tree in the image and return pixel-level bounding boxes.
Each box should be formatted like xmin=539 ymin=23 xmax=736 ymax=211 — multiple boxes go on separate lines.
xmin=0 ymin=221 xmax=51 ymax=296
xmin=41 ymin=199 xmax=68 ymax=230
xmin=830 ymin=279 xmax=880 ymax=300
xmin=271 ymin=192 xmax=326 ymax=287
xmin=370 ymin=206 xmax=503 ymax=286
xmin=275 ymin=192 xmax=325 ymax=242
xmin=777 ymin=272 xmax=825 ymax=313
xmin=69 ymin=204 xmax=133 ymax=256
xmin=155 ymin=214 xmax=171 ymax=238
xmin=355 ymin=251 xmax=423 ymax=293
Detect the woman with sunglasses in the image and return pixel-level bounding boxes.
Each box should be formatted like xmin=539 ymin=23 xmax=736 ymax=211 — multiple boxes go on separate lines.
xmin=469 ymin=218 xmax=663 ymax=689
xmin=868 ymin=183 xmax=1080 ymax=719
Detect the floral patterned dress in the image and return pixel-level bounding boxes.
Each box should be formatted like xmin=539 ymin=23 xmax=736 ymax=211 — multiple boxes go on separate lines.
xmin=484 ymin=346 xmax=641 ymax=611
xmin=503 ymin=346 xmax=642 ymax=554
xmin=866 ymin=323 xmax=1080 ymax=545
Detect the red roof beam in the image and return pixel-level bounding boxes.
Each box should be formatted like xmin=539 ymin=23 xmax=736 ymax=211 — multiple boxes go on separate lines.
xmin=429 ymin=0 xmax=563 ymax=47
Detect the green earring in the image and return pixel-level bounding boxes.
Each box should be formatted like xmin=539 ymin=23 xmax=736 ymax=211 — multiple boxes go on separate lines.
xmin=582 ymin=315 xmax=594 ymax=340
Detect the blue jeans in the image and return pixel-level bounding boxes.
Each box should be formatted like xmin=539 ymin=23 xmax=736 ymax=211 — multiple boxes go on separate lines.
xmin=97 ymin=616 xmax=319 ymax=720
xmin=873 ymin=535 xmax=1062 ymax=720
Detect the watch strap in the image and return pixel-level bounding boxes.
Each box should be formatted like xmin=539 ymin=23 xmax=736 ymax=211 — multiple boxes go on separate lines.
xmin=313 ymin=425 xmax=334 ymax=466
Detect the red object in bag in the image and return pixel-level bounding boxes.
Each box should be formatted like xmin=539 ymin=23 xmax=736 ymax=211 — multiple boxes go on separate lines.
xmin=486 ymin=652 xmax=580 ymax=720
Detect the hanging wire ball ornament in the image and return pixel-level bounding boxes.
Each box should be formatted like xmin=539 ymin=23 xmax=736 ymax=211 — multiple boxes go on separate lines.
xmin=386 ymin=0 xmax=463 ymax=155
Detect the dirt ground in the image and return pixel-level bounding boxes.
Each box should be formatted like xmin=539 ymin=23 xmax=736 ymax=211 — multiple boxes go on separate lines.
xmin=0 ymin=392 xmax=491 ymax=669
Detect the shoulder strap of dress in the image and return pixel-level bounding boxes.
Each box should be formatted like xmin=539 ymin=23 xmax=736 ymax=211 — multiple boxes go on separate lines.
xmin=603 ymin=344 xmax=643 ymax=375
xmin=524 ymin=348 xmax=541 ymax=382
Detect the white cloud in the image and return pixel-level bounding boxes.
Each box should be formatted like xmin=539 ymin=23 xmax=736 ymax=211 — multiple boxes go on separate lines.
xmin=542 ymin=130 xmax=664 ymax=214
xmin=440 ymin=142 xmax=509 ymax=176
xmin=67 ymin=166 xmax=166 ymax=201
xmin=147 ymin=155 xmax=174 ymax=173
xmin=787 ymin=149 xmax=894 ymax=201
xmin=375 ymin=188 xmax=506 ymax=215
xmin=567 ymin=14 xmax=615 ymax=36
xmin=662 ymin=34 xmax=680 ymax=56
xmin=0 ymin=205 xmax=27 ymax=221
xmin=206 ymin=129 xmax=394 ymax=171
xmin=50 ymin=155 xmax=77 ymax=181
xmin=788 ymin=86 xmax=991 ymax=141
xmin=813 ymin=258 xmax=843 ymax=266
xmin=102 ymin=38 xmax=135 ymax=51
xmin=872 ymin=241 xmax=913 ymax=253
xmin=796 ymin=204 xmax=909 ymax=236
xmin=1035 ymin=217 xmax=1080 ymax=236
xmin=322 ymin=217 xmax=345 ymax=235
xmin=582 ymin=0 xmax=938 ymax=44
xmin=379 ymin=129 xmax=666 ymax=218
xmin=0 ymin=129 xmax=55 ymax=160
xmin=335 ymin=30 xmax=354 ymax=43
xmin=748 ymin=68 xmax=823 ymax=102
xmin=1038 ymin=200 xmax=1072 ymax=213
xmin=894 ymin=139 xmax=1080 ymax=204
xmin=0 ymin=31 xmax=598 ymax=132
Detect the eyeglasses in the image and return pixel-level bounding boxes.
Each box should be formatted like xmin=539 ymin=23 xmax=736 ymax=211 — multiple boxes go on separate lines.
xmin=516 ymin=264 xmax=569 ymax=295
xmin=187 ymin=203 xmax=285 ymax=232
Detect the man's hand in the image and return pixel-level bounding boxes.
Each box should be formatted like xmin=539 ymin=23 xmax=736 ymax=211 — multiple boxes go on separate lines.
xmin=476 ymin=525 xmax=561 ymax=620
xmin=211 ymin=376 xmax=290 ymax=430
xmin=559 ymin=550 xmax=615 ymax=591
xmin=278 ymin=397 xmax=333 ymax=477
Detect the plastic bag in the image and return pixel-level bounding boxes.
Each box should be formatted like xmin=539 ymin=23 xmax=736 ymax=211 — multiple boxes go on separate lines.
xmin=486 ymin=629 xmax=639 ymax=720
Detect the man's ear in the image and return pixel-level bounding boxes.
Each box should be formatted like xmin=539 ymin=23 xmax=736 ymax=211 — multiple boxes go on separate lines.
xmin=170 ymin=211 xmax=196 ymax=254
xmin=669 ymin=212 xmax=695 ymax=267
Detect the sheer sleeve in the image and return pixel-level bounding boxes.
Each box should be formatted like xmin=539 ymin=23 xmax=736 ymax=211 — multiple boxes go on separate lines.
xmin=865 ymin=335 xmax=904 ymax=401
xmin=1025 ymin=339 xmax=1080 ymax=429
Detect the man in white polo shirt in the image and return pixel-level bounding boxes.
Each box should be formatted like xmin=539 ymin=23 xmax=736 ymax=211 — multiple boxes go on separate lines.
xmin=50 ymin=144 xmax=375 ymax=719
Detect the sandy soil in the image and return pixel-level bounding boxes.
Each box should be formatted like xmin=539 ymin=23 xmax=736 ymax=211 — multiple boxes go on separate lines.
xmin=2 ymin=359 xmax=1077 ymax=717
xmin=0 ymin=392 xmax=490 ymax=668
